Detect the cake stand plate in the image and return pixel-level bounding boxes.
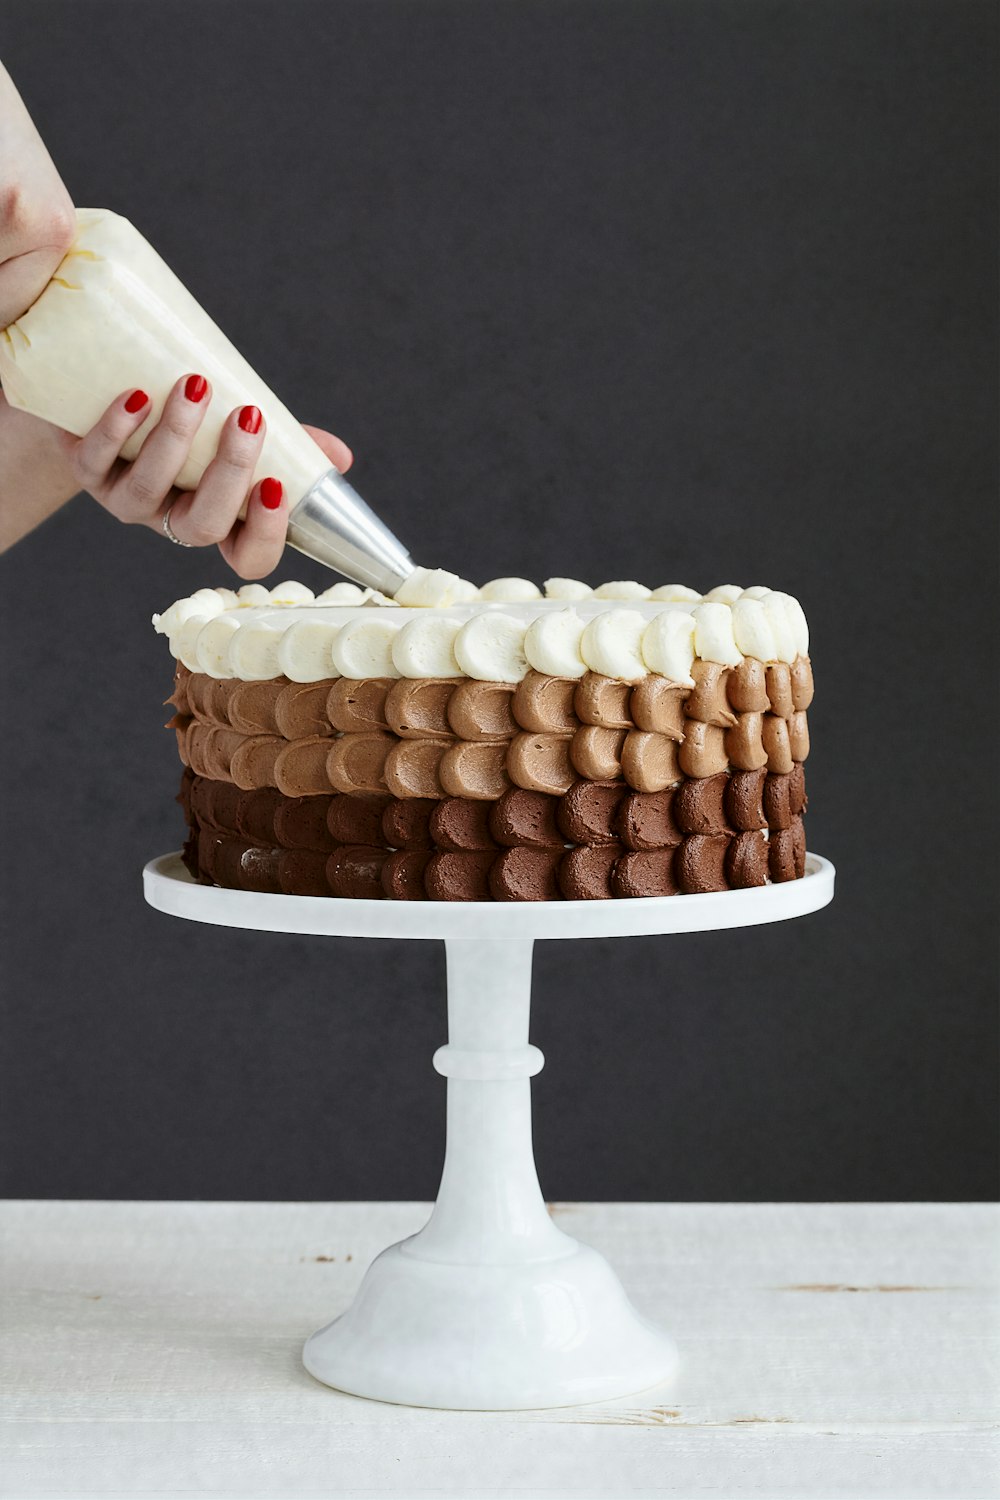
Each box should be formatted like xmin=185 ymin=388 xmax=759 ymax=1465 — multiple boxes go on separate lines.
xmin=143 ymin=851 xmax=835 ymax=1410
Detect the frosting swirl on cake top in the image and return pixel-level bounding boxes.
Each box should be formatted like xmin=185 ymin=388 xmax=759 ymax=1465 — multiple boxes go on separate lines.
xmin=152 ymin=570 xmax=809 ymax=684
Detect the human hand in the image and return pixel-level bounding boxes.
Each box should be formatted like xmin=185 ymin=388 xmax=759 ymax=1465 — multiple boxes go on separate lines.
xmin=61 ymin=374 xmax=353 ymax=578
xmin=0 ymin=62 xmax=76 ymax=329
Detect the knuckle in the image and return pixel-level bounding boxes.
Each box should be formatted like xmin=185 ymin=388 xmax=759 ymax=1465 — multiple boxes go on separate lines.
xmin=160 ymin=408 xmax=198 ymax=442
xmin=0 ymin=187 xmax=75 ymax=254
xmin=126 ymin=473 xmax=163 ymax=508
xmin=186 ymin=520 xmax=228 ymax=548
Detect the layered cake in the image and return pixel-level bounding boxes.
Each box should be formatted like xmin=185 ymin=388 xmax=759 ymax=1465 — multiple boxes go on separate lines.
xmin=154 ymin=571 xmax=812 ymax=901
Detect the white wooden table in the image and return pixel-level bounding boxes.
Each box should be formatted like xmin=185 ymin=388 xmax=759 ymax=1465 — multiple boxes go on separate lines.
xmin=1 ymin=1201 xmax=996 ymax=1499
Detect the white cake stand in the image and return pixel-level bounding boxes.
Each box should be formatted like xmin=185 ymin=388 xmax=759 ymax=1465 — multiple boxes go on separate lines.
xmin=143 ymin=849 xmax=835 ymax=1411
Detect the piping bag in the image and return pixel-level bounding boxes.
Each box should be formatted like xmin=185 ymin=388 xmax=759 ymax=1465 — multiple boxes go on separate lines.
xmin=0 ymin=209 xmax=415 ymax=595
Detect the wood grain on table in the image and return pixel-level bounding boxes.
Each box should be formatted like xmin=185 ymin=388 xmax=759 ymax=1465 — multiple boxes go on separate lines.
xmin=1 ymin=1201 xmax=997 ymax=1499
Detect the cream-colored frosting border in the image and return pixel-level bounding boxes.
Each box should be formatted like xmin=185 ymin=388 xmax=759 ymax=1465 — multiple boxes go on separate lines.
xmin=152 ymin=575 xmax=809 ymax=684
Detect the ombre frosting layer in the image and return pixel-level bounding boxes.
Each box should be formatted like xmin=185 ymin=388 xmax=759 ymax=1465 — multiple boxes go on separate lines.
xmin=152 ymin=572 xmax=809 ymax=686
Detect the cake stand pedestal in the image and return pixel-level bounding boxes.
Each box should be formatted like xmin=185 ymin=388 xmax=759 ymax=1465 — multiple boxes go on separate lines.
xmin=143 ymin=851 xmax=835 ymax=1411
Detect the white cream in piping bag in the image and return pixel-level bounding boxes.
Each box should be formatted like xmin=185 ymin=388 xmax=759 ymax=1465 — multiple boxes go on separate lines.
xmin=0 ymin=210 xmax=335 ymax=509
xmin=153 ymin=579 xmax=808 ymax=681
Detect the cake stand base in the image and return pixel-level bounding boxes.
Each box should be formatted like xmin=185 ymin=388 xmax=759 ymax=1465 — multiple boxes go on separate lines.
xmin=303 ymin=1239 xmax=675 ymax=1410
xmin=143 ymin=851 xmax=835 ymax=1410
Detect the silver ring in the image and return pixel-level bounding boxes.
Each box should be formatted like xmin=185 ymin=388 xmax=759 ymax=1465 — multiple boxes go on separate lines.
xmin=161 ymin=506 xmax=194 ymax=547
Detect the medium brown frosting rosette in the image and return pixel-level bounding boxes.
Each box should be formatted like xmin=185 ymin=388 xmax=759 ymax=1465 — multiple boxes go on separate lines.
xmin=447 ymin=681 xmax=517 ymax=741
xmin=328 ymin=732 xmax=395 ymax=795
xmin=385 ymin=679 xmax=458 ymax=739
xmin=327 ymin=678 xmax=392 ymax=734
xmin=574 ymin=674 xmax=634 ymax=729
xmin=507 ymin=733 xmax=576 ymax=795
xmin=512 ymin=673 xmax=580 ymax=734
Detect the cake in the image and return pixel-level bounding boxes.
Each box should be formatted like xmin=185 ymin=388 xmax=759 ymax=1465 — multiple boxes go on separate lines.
xmin=153 ymin=571 xmax=812 ymax=901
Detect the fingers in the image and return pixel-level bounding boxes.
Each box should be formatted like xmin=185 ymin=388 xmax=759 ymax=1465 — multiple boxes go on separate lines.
xmin=302 ymin=424 xmax=353 ymax=474
xmin=217 ymin=475 xmax=289 ymax=579
xmin=107 ymin=373 xmax=211 ymax=517
xmin=158 ymin=404 xmax=266 ymax=548
xmin=69 ymin=386 xmax=152 ymax=496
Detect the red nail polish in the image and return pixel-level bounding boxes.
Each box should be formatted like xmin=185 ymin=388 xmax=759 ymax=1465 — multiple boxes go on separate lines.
xmin=260 ymin=477 xmax=283 ymax=510
xmin=124 ymin=389 xmax=148 ymax=413
xmin=238 ymin=405 xmax=262 ymax=434
xmin=184 ymin=374 xmax=208 ymax=403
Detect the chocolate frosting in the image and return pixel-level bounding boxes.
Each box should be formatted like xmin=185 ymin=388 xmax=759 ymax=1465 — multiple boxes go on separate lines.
xmin=328 ymin=792 xmax=393 ymax=848
xmin=489 ymin=788 xmax=564 ymax=848
xmin=507 ymin=733 xmax=576 ymax=795
xmin=192 ymin=775 xmax=241 ymax=832
xmin=574 ymin=674 xmax=634 ymax=729
xmin=236 ymin=786 xmax=285 ymax=844
xmin=677 ymin=722 xmax=729 ymax=779
xmin=558 ymin=842 xmax=624 ymax=900
xmin=275 ymin=736 xmax=337 ymax=797
xmin=762 ymin=714 xmax=794 ymax=774
xmin=725 ymin=830 xmax=769 ymax=888
xmin=490 ymin=847 xmax=563 ymax=902
xmin=789 ymin=762 xmax=808 ymax=816
xmin=229 ymin=734 xmax=284 ymax=790
xmin=790 ymin=656 xmax=815 ymax=712
xmin=620 ymin=730 xmax=681 ymax=793
xmin=327 ymin=845 xmax=388 ymax=899
xmin=512 ymin=672 xmax=580 ymax=734
xmin=425 ymin=849 xmax=496 ymax=901
xmin=203 ymin=728 xmax=247 ymax=781
xmin=629 ymin=677 xmax=687 ymax=738
xmin=788 ymin=710 xmax=810 ymax=763
xmin=676 ymin=833 xmax=730 ymax=893
xmin=447 ymin=680 xmax=517 ymax=741
xmin=726 ymin=657 xmax=769 ymax=714
xmin=274 ymin=794 xmax=338 ymax=851
xmin=685 ymin=661 xmax=737 ymax=727
xmin=232 ymin=843 xmax=283 ymax=894
xmin=327 ymin=678 xmax=392 ymax=734
xmin=381 ymin=797 xmax=436 ymax=849
xmin=430 ymin=798 xmax=498 ymax=851
xmin=228 ymin=680 xmax=286 ymax=735
xmin=381 ymin=849 xmax=433 ymax=899
xmin=724 ymin=770 xmax=767 ymax=831
xmin=724 ymin=712 xmax=769 ymax=772
xmin=169 ymin=661 xmax=191 ymax=717
xmin=439 ymin=741 xmax=512 ymax=800
xmin=765 ymin=662 xmax=794 ymax=719
xmin=274 ymin=682 xmax=336 ymax=740
xmin=617 ymin=789 xmax=683 ymax=851
xmin=383 ymin=739 xmax=449 ymax=799
xmin=570 ymin=726 xmax=627 ymax=781
xmin=328 ymin=732 xmax=394 ymax=795
xmin=557 ymin=780 xmax=627 ymax=844
xmin=278 ymin=847 xmax=332 ymax=897
xmin=385 ymin=678 xmax=458 ymax=739
xmin=186 ymin=673 xmax=218 ymax=723
xmin=768 ymin=815 xmax=806 ymax=882
xmin=674 ymin=773 xmax=731 ymax=835
xmin=210 ymin=678 xmax=244 ymax=727
xmin=763 ymin=771 xmax=793 ymax=830
xmin=612 ymin=849 xmax=678 ymax=898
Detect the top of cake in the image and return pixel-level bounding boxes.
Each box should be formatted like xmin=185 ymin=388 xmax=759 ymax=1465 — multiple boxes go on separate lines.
xmin=153 ymin=568 xmax=809 ymax=686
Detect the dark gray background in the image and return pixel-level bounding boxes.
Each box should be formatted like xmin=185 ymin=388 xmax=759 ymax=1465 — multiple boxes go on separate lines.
xmin=1 ymin=0 xmax=996 ymax=1202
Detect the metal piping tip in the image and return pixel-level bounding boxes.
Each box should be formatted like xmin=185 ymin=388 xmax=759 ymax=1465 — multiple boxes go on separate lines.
xmin=286 ymin=468 xmax=415 ymax=595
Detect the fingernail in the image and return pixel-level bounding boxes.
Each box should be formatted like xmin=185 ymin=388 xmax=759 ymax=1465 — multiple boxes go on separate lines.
xmin=124 ymin=389 xmax=148 ymax=413
xmin=260 ymin=477 xmax=283 ymax=510
xmin=238 ymin=405 xmax=262 ymax=434
xmin=184 ymin=374 xmax=208 ymax=403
